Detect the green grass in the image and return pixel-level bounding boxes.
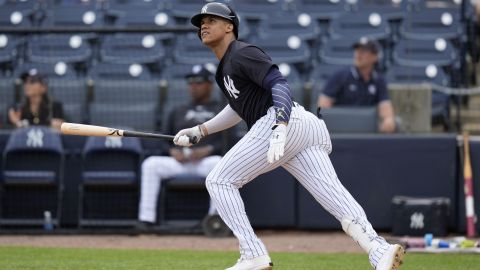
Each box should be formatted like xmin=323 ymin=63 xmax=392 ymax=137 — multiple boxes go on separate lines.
xmin=0 ymin=246 xmax=478 ymax=270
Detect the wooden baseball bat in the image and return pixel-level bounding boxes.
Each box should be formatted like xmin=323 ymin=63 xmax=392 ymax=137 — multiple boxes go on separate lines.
xmin=61 ymin=122 xmax=175 ymax=140
xmin=463 ymin=132 xmax=477 ymax=237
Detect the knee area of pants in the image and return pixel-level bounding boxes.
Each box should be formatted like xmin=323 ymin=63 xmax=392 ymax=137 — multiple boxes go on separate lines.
xmin=341 ymin=216 xmax=355 ymax=233
xmin=142 ymin=156 xmax=167 ymax=171
xmin=205 ymin=175 xmax=217 ymax=191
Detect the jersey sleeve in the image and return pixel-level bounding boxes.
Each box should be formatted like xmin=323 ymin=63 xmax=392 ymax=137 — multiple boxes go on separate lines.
xmin=376 ymin=76 xmax=390 ymax=103
xmin=232 ymin=46 xmax=275 ymax=88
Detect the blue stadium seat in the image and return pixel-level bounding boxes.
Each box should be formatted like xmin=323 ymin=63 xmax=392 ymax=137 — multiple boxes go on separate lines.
xmin=412 ymin=0 xmax=462 ymax=11
xmin=174 ymin=33 xmax=218 ymax=64
xmin=89 ymin=62 xmax=159 ymax=130
xmin=44 ymin=5 xmax=103 ymax=27
xmin=329 ymin=11 xmax=391 ymax=40
xmin=320 ymin=37 xmax=384 ymax=66
xmin=233 ymin=0 xmax=285 ymax=20
xmin=93 ymin=80 xmax=159 ymax=106
xmin=27 ymin=35 xmax=92 ymax=64
xmin=49 ymin=79 xmax=87 ymax=123
xmin=100 ymin=34 xmax=166 ymax=64
xmin=111 ymin=8 xmax=174 ymax=29
xmin=350 ymin=0 xmax=406 ymax=21
xmin=309 ymin=63 xmax=350 ymax=111
xmin=0 ymin=78 xmax=15 ymax=127
xmin=106 ymin=0 xmax=161 ymax=11
xmin=79 ymin=135 xmax=142 ymax=227
xmin=158 ymin=174 xmax=211 ymax=226
xmin=0 ymin=5 xmax=34 ymax=27
xmin=294 ymin=0 xmax=347 ymax=20
xmin=399 ymin=9 xmax=463 ymax=40
xmin=321 ymin=106 xmax=378 ymax=133
xmin=0 ymin=35 xmax=19 ymax=67
xmin=168 ymin=0 xmax=230 ymax=20
xmin=393 ymin=38 xmax=457 ymax=67
xmin=385 ymin=64 xmax=450 ymax=86
xmin=1 ymin=127 xmax=64 ymax=226
xmin=2 ymin=0 xmax=37 ymax=8
xmin=15 ymin=62 xmax=78 ymax=79
xmin=257 ymin=12 xmax=321 ymax=41
xmin=251 ymin=35 xmax=311 ymax=65
xmin=89 ymin=62 xmax=152 ymax=80
xmin=89 ymin=103 xmax=158 ymax=132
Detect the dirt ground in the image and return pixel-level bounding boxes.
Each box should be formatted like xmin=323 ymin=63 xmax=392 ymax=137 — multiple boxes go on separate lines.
xmin=0 ymin=231 xmax=366 ymax=253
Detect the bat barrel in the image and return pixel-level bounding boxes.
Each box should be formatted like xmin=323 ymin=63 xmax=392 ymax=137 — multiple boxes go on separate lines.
xmin=61 ymin=122 xmax=174 ymax=140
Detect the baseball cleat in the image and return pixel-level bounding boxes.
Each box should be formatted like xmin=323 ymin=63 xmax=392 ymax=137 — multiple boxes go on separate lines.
xmin=225 ymin=255 xmax=273 ymax=270
xmin=376 ymin=244 xmax=405 ymax=270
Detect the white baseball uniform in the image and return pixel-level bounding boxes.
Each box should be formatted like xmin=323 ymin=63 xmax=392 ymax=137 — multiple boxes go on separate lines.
xmin=139 ymin=155 xmax=221 ymax=223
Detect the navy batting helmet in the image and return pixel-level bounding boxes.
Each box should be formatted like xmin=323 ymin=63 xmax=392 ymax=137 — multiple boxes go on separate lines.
xmin=191 ymin=2 xmax=239 ymax=40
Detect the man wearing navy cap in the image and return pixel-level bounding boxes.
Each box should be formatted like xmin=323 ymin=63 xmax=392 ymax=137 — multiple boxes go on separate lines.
xmin=137 ymin=64 xmax=224 ymax=232
xmin=318 ymin=37 xmax=396 ymax=133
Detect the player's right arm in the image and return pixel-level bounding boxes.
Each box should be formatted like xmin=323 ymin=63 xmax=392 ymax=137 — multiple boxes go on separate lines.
xmin=200 ymin=104 xmax=242 ymax=136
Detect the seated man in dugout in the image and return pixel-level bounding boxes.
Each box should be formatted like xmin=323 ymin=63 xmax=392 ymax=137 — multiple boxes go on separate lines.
xmin=317 ymin=38 xmax=396 ymax=133
xmin=137 ymin=64 xmax=225 ymax=232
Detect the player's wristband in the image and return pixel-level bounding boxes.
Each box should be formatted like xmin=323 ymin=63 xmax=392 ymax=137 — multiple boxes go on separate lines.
xmin=199 ymin=124 xmax=208 ymax=137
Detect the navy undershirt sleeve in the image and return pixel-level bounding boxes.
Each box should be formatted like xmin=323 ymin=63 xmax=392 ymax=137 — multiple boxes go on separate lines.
xmin=262 ymin=67 xmax=293 ymax=124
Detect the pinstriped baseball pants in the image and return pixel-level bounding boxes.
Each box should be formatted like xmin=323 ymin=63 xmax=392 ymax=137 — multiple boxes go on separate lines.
xmin=206 ymin=105 xmax=385 ymax=260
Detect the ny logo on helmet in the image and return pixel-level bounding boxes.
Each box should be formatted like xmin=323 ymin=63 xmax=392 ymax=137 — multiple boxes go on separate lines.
xmin=201 ymin=6 xmax=208 ymax=14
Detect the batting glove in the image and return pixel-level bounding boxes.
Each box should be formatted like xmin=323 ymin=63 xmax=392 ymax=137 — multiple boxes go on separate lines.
xmin=173 ymin=125 xmax=204 ymax=147
xmin=267 ymin=124 xmax=287 ymax=164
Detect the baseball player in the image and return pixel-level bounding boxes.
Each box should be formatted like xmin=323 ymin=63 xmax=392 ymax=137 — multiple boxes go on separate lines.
xmin=174 ymin=3 xmax=405 ymax=270
xmin=138 ymin=64 xmax=223 ymax=229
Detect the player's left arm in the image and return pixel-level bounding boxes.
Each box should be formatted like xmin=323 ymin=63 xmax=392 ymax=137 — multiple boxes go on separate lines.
xmin=262 ymin=67 xmax=293 ymax=163
xmin=263 ymin=67 xmax=293 ymax=127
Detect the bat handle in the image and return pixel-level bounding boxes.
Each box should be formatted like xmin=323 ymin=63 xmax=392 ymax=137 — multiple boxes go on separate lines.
xmin=123 ymin=130 xmax=175 ymax=140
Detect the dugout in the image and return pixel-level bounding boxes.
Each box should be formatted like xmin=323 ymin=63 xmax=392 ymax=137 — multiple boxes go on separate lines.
xmin=1 ymin=131 xmax=473 ymax=233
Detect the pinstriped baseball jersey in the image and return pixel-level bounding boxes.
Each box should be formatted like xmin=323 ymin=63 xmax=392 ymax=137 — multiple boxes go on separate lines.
xmin=216 ymin=40 xmax=276 ymax=129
